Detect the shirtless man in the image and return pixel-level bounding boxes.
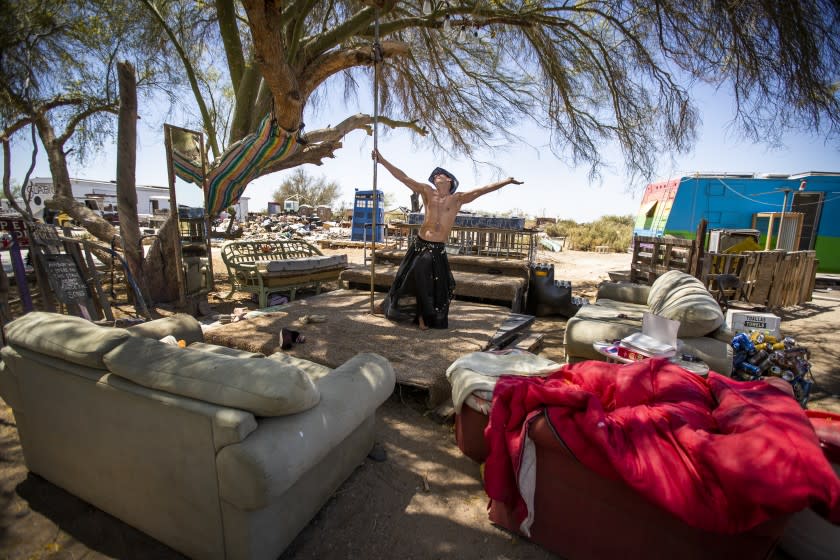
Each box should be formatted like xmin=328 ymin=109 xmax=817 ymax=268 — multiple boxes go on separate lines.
xmin=373 ymin=149 xmax=524 ymax=329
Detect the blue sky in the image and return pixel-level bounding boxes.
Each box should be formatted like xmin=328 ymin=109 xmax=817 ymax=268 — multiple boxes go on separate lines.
xmin=5 ymin=83 xmax=838 ymax=222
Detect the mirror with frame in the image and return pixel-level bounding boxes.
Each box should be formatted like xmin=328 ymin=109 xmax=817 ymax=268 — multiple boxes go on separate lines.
xmin=163 ymin=124 xmax=214 ymax=305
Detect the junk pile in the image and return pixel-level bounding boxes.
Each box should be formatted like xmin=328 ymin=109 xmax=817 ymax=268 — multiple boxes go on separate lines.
xmin=731 ymin=331 xmax=815 ymax=407
xmin=210 ymin=214 xmax=349 ymax=244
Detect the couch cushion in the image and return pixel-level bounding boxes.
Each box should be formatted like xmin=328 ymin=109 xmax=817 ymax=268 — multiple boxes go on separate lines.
xmin=564 ymin=315 xmax=641 ymax=361
xmin=103 ymin=336 xmax=319 ymax=417
xmin=597 ymin=282 xmax=651 ymax=305
xmin=128 ymin=313 xmax=204 ymax=345
xmin=268 ymin=352 xmax=332 ymax=381
xmin=563 ymin=300 xmax=646 ymax=361
xmin=265 ymin=254 xmax=347 ymax=273
xmin=3 ymin=312 xmax=130 ymax=369
xmin=647 ymin=272 xmax=724 ymax=337
xmin=188 ymin=341 xmax=265 ymax=359
xmin=574 ymin=299 xmax=648 ymax=322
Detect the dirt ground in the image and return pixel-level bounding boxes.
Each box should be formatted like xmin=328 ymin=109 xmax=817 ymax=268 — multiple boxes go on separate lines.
xmin=1 ymin=246 xmax=838 ymax=559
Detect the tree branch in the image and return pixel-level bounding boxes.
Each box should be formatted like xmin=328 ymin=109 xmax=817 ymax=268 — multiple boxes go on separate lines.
xmin=302 ymin=6 xmax=378 ymax=63
xmin=261 ymin=112 xmax=427 ymax=174
xmin=55 ymin=103 xmax=119 ymax=146
xmin=215 ymin=0 xmax=247 ymax=92
xmin=305 ymin=113 xmax=427 ymax=143
xmin=301 ymin=41 xmax=411 ymax=97
xmin=241 ymin=0 xmax=302 ymax=131
xmin=140 ymin=0 xmax=221 ymax=157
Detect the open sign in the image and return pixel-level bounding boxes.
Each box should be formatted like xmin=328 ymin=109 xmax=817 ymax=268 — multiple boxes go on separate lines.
xmin=0 ymin=218 xmax=30 ymax=248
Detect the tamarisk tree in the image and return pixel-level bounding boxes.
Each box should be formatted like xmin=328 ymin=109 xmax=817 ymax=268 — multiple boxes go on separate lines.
xmin=161 ymin=0 xmax=840 ymax=184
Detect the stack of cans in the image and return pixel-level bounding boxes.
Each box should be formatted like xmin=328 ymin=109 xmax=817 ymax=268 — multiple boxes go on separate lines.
xmin=731 ymin=331 xmax=814 ymax=407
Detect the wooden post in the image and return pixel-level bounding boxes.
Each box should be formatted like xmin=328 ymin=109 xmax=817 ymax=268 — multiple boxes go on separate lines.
xmin=692 ymin=219 xmax=707 ymax=278
xmin=163 ymin=125 xmax=187 ymax=308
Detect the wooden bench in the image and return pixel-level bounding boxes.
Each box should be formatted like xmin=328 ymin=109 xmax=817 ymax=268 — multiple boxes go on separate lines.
xmin=339 ymin=249 xmax=530 ymax=312
xmin=221 ymin=239 xmax=347 ymax=307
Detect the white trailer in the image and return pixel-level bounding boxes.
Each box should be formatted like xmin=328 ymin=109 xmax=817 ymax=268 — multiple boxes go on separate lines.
xmin=25 ymin=177 xmax=172 ymax=221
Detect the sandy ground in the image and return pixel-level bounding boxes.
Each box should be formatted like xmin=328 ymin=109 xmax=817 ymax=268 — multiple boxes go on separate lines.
xmin=1 ymin=246 xmax=837 ymax=558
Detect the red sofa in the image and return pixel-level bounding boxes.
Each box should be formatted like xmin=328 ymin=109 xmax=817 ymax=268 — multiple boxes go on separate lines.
xmin=780 ymin=410 xmax=840 ymax=560
xmin=455 ymin=404 xmax=788 ymax=560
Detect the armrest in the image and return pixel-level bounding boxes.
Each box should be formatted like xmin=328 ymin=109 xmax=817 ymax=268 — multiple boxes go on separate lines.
xmin=215 ymin=353 xmax=395 ymax=509
xmin=708 ymin=327 xmax=736 ymax=343
xmin=0 ymin=360 xmax=22 ymax=410
xmin=596 ymin=282 xmax=651 ymax=305
xmin=313 ymin=352 xmax=395 ymax=406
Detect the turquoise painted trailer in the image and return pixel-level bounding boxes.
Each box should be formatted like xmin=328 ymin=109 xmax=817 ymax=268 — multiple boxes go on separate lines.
xmin=633 ymin=172 xmax=840 ymax=273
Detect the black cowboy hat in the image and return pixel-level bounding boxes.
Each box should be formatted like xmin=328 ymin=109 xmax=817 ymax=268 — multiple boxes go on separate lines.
xmin=428 ymin=167 xmax=459 ymax=193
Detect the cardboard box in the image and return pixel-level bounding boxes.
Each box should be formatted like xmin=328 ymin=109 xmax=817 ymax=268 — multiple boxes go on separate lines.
xmin=725 ymin=310 xmax=781 ymax=337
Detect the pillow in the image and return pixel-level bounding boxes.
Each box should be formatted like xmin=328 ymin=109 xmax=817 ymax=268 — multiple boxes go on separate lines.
xmin=648 ymin=273 xmax=724 ymax=337
xmin=647 ymin=270 xmax=693 ymax=311
xmin=103 ymin=335 xmax=319 ymax=416
xmin=3 ymin=312 xmax=130 ymax=369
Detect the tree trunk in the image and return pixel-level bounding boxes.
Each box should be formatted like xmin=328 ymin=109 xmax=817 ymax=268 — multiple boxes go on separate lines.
xmin=142 ymin=215 xmax=180 ymax=303
xmin=116 ymin=61 xmax=151 ymax=305
xmin=33 ymin=113 xmax=118 ymax=242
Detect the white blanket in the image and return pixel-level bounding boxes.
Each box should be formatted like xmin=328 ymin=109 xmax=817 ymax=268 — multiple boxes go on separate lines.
xmin=445 ymin=351 xmax=561 ymax=414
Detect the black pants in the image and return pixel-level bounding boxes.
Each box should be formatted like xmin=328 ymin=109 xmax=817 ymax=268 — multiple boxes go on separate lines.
xmin=382 ymin=237 xmax=455 ymax=329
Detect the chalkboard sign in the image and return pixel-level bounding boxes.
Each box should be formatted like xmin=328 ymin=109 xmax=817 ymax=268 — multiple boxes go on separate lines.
xmin=45 ymin=254 xmax=89 ymax=304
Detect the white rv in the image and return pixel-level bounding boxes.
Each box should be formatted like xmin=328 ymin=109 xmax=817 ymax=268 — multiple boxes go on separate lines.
xmin=25 ymin=177 xmax=171 ymax=224
xmin=24 ymin=178 xmax=249 ymax=223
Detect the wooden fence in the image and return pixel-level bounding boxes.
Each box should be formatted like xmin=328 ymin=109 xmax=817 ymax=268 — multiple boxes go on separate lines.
xmin=628 ymin=235 xmax=817 ymax=309
xmin=700 ymin=250 xmax=817 ymax=309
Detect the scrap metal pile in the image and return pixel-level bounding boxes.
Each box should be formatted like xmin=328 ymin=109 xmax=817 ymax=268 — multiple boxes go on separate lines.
xmin=731 ymin=331 xmax=815 ymax=407
xmin=211 ymin=214 xmax=348 ymax=243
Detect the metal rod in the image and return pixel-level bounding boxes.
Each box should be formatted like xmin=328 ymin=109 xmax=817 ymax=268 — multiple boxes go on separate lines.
xmin=369 ymin=10 xmax=381 ymax=313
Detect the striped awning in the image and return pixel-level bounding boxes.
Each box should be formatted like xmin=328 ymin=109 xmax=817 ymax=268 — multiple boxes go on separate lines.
xmin=204 ymin=114 xmax=298 ymax=215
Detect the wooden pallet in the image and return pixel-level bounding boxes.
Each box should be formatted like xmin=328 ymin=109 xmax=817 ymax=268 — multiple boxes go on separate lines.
xmin=701 ymin=250 xmax=816 ymax=309
xmin=630 ymin=235 xmax=697 ymax=284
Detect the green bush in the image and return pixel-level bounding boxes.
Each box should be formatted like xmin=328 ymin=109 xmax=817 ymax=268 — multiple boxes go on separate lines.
xmin=544 ymin=215 xmax=633 ymax=252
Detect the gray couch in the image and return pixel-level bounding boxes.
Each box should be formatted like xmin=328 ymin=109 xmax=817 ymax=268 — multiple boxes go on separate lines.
xmin=0 ymin=312 xmax=395 ymax=560
xmin=564 ymin=270 xmax=734 ymax=375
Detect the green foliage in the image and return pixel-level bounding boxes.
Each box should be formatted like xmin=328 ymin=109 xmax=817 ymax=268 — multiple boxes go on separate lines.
xmin=1 ymin=0 xmax=171 ymax=161
xmin=271 ymin=169 xmax=341 ymax=209
xmin=544 ymin=215 xmax=634 ymax=252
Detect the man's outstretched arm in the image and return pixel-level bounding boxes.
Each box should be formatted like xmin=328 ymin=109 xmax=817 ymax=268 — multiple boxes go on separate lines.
xmin=459 ymin=177 xmax=524 ymax=204
xmin=373 ymin=149 xmax=429 ymax=194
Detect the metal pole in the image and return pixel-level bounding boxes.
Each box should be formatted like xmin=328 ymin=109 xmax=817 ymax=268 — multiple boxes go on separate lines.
xmin=369 ymin=10 xmax=381 ymax=313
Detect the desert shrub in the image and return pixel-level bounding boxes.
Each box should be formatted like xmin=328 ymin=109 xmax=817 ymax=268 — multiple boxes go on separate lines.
xmin=544 ymin=215 xmax=633 ymax=252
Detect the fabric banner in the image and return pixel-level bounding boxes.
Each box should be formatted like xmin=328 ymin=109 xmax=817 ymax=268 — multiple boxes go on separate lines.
xmin=172 ymin=149 xmax=204 ymax=186
xmin=204 ymin=114 xmax=298 ymax=215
